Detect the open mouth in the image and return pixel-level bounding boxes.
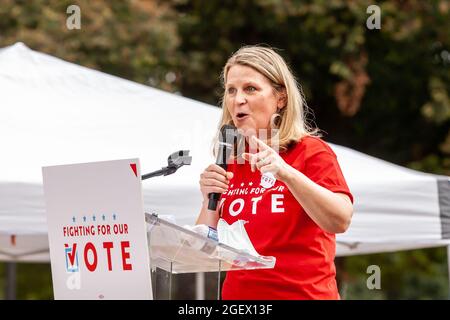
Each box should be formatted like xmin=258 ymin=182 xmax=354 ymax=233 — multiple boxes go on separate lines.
xmin=236 ymin=112 xmax=249 ymax=121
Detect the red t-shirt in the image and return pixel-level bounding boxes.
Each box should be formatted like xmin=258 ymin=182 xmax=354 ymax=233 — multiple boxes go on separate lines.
xmin=219 ymin=136 xmax=353 ymax=300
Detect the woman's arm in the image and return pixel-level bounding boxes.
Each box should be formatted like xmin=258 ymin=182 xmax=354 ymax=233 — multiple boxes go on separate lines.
xmin=283 ymin=165 xmax=353 ymax=234
xmin=195 ymin=200 xmax=220 ymax=228
xmin=244 ymin=135 xmax=353 ymax=234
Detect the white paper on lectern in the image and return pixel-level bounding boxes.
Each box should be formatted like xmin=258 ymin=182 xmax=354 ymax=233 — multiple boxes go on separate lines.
xmin=42 ymin=158 xmax=152 ymax=300
xmin=217 ymin=219 xmax=260 ymax=257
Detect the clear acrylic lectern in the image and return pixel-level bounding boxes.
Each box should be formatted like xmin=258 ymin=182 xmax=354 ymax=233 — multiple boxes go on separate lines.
xmin=145 ymin=213 xmax=276 ymax=300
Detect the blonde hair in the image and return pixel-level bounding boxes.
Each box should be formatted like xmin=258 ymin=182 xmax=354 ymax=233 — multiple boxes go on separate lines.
xmin=216 ymin=45 xmax=320 ymax=153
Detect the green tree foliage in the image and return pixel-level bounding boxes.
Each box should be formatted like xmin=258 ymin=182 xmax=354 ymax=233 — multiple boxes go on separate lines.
xmin=339 ymin=247 xmax=449 ymax=299
xmin=173 ymin=0 xmax=450 ymax=173
xmin=0 ymin=0 xmax=180 ymax=90
xmin=0 ymin=263 xmax=53 ymax=299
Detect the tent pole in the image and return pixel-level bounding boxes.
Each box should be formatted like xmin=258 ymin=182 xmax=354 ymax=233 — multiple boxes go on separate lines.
xmin=195 ymin=272 xmax=205 ymax=300
xmin=448 ymin=246 xmax=450 ymax=300
xmin=5 ymin=262 xmax=17 ymax=300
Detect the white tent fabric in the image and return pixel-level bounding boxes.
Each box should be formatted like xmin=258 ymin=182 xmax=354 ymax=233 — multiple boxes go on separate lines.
xmin=334 ymin=145 xmax=450 ymax=255
xmin=1 ymin=42 xmax=449 ymax=262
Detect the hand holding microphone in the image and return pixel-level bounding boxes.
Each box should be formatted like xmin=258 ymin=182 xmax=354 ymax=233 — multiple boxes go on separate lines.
xmin=199 ymin=124 xmax=238 ymax=211
xmin=199 ymin=164 xmax=233 ymax=204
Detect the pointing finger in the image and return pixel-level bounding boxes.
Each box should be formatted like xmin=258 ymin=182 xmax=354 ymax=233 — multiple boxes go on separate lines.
xmin=251 ymin=135 xmax=270 ymax=151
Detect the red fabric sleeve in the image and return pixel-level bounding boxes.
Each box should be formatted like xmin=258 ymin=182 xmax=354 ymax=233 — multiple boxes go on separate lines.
xmin=304 ymin=150 xmax=354 ymax=204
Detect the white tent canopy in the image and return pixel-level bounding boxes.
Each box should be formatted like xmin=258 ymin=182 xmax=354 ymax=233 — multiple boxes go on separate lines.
xmin=1 ymin=42 xmax=449 ymax=262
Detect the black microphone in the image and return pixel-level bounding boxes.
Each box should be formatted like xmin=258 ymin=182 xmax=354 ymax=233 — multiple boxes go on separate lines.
xmin=208 ymin=124 xmax=238 ymax=211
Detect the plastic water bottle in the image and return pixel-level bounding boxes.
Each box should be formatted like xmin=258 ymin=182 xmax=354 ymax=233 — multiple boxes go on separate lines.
xmin=183 ymin=224 xmax=219 ymax=254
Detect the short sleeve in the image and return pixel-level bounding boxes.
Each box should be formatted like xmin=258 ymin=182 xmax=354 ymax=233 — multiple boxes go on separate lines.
xmin=304 ymin=150 xmax=354 ymax=204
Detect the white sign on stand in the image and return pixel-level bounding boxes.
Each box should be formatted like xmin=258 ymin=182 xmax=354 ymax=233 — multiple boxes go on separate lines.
xmin=42 ymin=158 xmax=152 ymax=300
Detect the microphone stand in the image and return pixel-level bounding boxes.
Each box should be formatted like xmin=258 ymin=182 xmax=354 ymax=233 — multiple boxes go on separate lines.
xmin=141 ymin=150 xmax=192 ymax=180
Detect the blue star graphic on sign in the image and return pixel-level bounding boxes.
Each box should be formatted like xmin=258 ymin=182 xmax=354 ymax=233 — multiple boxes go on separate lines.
xmin=113 ymin=214 xmax=117 ymax=220
xmin=72 ymin=216 xmax=76 ymax=223
xmin=83 ymin=216 xmax=86 ymax=222
xmin=92 ymin=215 xmax=96 ymax=221
xmin=102 ymin=214 xmax=106 ymax=221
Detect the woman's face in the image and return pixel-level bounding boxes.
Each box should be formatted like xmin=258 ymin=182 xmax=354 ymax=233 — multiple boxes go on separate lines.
xmin=225 ymin=65 xmax=284 ymax=136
